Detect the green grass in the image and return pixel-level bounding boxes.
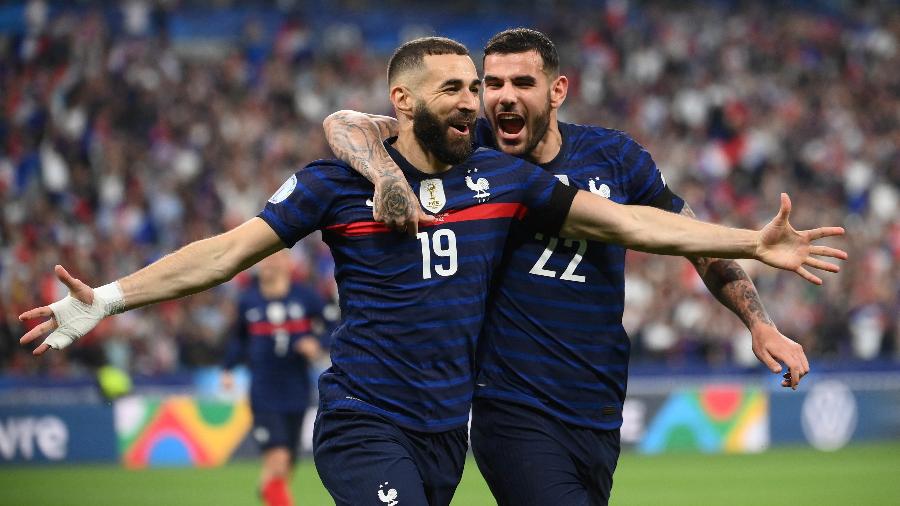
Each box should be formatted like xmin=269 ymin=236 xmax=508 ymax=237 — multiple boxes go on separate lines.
xmin=2 ymin=443 xmax=898 ymax=505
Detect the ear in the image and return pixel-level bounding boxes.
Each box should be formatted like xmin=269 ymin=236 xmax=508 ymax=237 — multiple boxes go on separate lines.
xmin=549 ymin=75 xmax=568 ymax=109
xmin=391 ymin=85 xmax=415 ymax=119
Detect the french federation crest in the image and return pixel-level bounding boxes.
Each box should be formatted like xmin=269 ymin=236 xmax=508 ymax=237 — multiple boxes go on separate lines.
xmin=465 ymin=168 xmax=491 ymax=202
xmin=588 ymin=177 xmax=611 ymax=198
xmin=420 ymin=178 xmax=446 ymax=213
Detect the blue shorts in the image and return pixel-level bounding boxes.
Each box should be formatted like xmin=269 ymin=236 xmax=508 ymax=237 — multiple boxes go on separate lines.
xmin=471 ymin=397 xmax=621 ymax=506
xmin=251 ymin=411 xmax=305 ymax=460
xmin=313 ymin=407 xmax=468 ymax=506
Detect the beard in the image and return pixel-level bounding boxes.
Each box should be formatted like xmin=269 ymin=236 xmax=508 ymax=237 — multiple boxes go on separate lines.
xmin=412 ymin=102 xmax=475 ymax=166
xmin=521 ymin=98 xmax=552 ymax=162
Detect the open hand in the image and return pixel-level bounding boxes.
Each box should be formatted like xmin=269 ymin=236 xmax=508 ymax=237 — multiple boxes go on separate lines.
xmin=18 ymin=265 xmax=97 ymax=355
xmin=756 ymin=193 xmax=847 ymax=284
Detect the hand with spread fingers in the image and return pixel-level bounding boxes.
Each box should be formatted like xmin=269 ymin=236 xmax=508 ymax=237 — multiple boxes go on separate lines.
xmin=18 ymin=265 xmax=123 ymax=356
xmin=756 ymin=193 xmax=848 ymax=285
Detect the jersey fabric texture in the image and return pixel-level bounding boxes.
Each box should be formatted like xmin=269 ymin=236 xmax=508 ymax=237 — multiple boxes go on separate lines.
xmin=474 ymin=119 xmax=684 ymax=430
xmin=223 ymin=280 xmax=326 ymax=413
xmin=258 ymin=140 xmax=575 ymax=433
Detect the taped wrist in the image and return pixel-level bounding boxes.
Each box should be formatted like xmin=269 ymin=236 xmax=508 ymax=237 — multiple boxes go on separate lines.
xmin=44 ymin=281 xmax=124 ymax=350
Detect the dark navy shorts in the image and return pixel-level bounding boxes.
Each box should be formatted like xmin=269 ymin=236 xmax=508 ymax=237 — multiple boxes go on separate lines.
xmin=313 ymin=408 xmax=468 ymax=506
xmin=471 ymin=397 xmax=621 ymax=506
xmin=251 ymin=411 xmax=305 ymax=460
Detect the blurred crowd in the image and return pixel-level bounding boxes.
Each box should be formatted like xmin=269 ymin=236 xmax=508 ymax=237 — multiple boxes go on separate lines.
xmin=1 ymin=0 xmax=897 ymax=377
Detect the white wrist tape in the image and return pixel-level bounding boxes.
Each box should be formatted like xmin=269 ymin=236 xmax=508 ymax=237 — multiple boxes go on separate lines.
xmin=45 ymin=282 xmax=125 ymax=350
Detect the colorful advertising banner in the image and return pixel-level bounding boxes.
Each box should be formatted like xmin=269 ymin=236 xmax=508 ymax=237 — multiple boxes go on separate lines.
xmin=622 ymin=384 xmax=769 ymax=454
xmin=114 ymin=396 xmax=252 ymax=468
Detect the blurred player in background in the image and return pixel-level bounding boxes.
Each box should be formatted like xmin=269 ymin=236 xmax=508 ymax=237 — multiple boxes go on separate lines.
xmin=324 ymin=28 xmax=831 ymax=506
xmin=221 ymin=249 xmax=327 ymax=506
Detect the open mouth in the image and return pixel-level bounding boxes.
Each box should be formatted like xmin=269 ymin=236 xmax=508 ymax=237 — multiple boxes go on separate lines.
xmin=449 ymin=122 xmax=470 ymax=135
xmin=497 ymin=113 xmax=525 ymax=135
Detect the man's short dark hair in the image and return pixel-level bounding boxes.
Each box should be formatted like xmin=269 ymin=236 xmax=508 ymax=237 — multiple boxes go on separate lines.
xmin=483 ymin=28 xmax=559 ymax=76
xmin=387 ymin=37 xmax=470 ymax=85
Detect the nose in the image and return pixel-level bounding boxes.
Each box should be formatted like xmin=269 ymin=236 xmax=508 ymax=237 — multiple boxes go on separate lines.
xmin=459 ymin=87 xmax=479 ymax=114
xmin=497 ymin=82 xmax=516 ymax=109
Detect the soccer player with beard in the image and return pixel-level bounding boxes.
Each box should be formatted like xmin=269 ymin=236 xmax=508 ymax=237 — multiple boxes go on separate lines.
xmin=20 ymin=37 xmax=845 ymax=506
xmin=324 ymin=29 xmax=843 ymax=505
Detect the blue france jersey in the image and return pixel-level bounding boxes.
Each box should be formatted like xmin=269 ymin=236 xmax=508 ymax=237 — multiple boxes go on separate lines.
xmin=474 ymin=120 xmax=684 ymax=430
xmin=258 ymin=142 xmax=573 ymax=432
xmin=223 ymin=281 xmax=327 ymax=413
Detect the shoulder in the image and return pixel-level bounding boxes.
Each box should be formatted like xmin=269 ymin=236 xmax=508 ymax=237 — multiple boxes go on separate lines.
xmin=296 ymin=159 xmax=358 ymax=180
xmin=562 ymin=121 xmax=633 ymax=147
xmin=468 ymin=147 xmax=524 ymax=167
xmin=238 ymin=282 xmax=262 ymax=305
xmin=289 ymin=282 xmax=319 ymax=300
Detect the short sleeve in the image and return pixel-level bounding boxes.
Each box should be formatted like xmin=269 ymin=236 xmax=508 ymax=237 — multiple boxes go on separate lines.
xmin=619 ymin=135 xmax=682 ymax=212
xmin=258 ymin=166 xmax=335 ymax=248
xmin=517 ymin=161 xmax=578 ymax=235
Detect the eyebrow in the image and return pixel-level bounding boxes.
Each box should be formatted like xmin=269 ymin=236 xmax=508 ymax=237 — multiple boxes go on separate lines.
xmin=483 ymin=74 xmax=538 ymax=85
xmin=438 ymin=78 xmax=482 ymax=88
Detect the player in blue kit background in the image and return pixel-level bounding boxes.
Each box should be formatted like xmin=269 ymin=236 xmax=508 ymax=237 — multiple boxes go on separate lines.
xmin=323 ymin=29 xmax=843 ymax=506
xmin=220 ymin=249 xmax=327 ymax=506
xmin=19 ymin=37 xmax=845 ymax=506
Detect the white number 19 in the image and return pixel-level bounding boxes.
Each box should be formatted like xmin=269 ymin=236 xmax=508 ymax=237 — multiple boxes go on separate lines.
xmin=417 ymin=229 xmax=458 ymax=279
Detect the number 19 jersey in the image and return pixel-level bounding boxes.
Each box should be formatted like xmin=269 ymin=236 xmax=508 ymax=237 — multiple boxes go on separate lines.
xmin=258 ymin=141 xmax=576 ymax=433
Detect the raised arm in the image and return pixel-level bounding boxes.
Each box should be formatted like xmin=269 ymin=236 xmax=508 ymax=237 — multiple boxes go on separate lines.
xmin=19 ymin=217 xmax=284 ymax=355
xmin=560 ymin=191 xmax=846 ymax=283
xmin=323 ymin=110 xmax=433 ymax=234
xmin=678 ymin=202 xmax=809 ymax=389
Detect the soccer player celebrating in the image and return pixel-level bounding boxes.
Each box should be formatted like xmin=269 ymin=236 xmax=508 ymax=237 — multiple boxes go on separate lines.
xmin=221 ymin=250 xmax=327 ymax=506
xmin=324 ymin=30 xmax=843 ymax=505
xmin=20 ymin=37 xmax=844 ymax=506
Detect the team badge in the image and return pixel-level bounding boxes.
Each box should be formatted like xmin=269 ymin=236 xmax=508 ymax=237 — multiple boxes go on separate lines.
xmin=420 ymin=178 xmax=446 ymax=213
xmin=465 ymin=168 xmax=491 ymax=202
xmin=268 ymin=174 xmax=297 ymax=204
xmin=378 ymin=482 xmax=399 ymax=506
xmin=588 ymin=177 xmax=611 ymax=198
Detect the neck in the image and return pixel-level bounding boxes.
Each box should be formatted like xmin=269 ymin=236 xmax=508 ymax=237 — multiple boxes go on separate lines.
xmin=527 ymin=112 xmax=562 ymax=165
xmin=260 ymin=276 xmax=290 ymax=299
xmin=394 ymin=122 xmax=453 ymax=174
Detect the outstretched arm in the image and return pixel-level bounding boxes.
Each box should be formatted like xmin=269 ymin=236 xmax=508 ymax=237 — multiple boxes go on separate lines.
xmin=323 ymin=110 xmax=433 ymax=235
xmin=560 ymin=191 xmax=846 ymax=283
xmin=19 ymin=217 xmax=284 ymax=355
xmin=680 ymin=203 xmax=809 ymax=389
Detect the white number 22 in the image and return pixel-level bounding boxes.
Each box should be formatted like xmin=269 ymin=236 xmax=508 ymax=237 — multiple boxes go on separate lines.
xmin=529 ymin=233 xmax=587 ymax=283
xmin=417 ymin=229 xmax=458 ymax=279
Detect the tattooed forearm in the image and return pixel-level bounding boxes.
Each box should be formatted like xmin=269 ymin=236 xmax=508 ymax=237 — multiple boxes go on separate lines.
xmin=681 ymin=203 xmax=774 ymax=330
xmin=324 ymin=112 xmax=398 ymax=184
xmin=323 ymin=110 xmax=417 ymax=228
xmin=378 ymin=176 xmax=411 ymax=223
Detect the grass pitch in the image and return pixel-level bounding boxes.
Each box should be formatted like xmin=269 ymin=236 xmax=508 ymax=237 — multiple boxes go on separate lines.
xmin=2 ymin=443 xmax=898 ymax=505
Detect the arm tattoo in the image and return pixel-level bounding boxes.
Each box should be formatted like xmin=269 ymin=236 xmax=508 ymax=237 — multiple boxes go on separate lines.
xmin=325 ymin=112 xmax=389 ymax=184
xmin=680 ymin=203 xmax=774 ymax=329
xmin=377 ymin=176 xmax=411 ymax=223
xmin=324 ymin=111 xmax=415 ymax=224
